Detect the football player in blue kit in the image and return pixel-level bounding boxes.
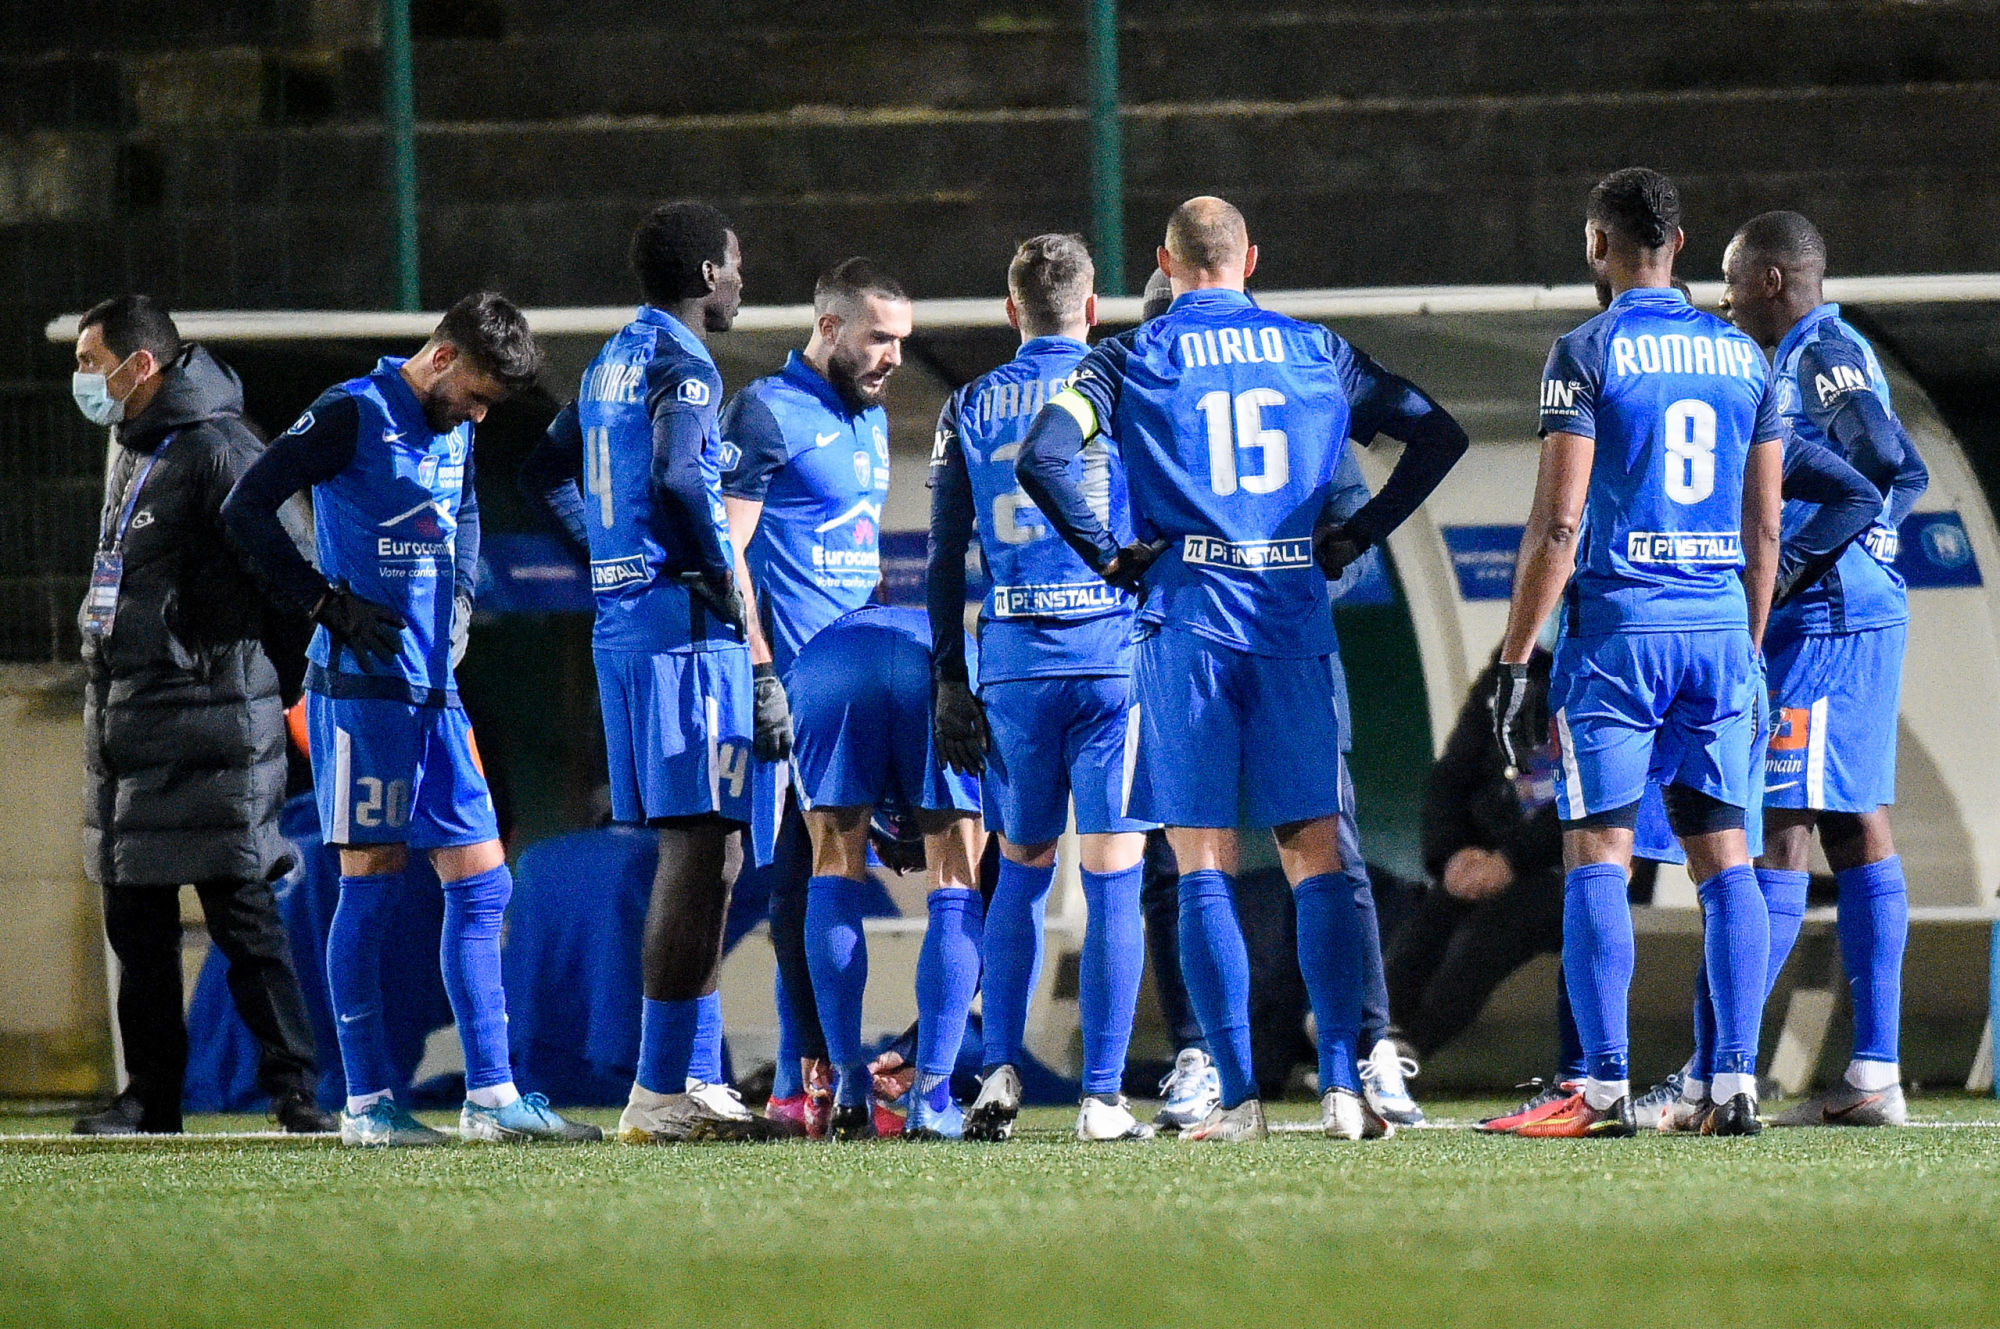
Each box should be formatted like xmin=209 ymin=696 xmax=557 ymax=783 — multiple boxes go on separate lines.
xmin=789 ymin=605 xmax=983 ymax=1140
xmin=1720 ymin=211 xmax=1928 ymax=1127
xmin=1491 ymin=168 xmax=1786 ymax=1138
xmin=1018 ymin=197 xmax=1469 ymax=1141
xmin=517 ymin=202 xmax=775 ymax=1142
xmin=225 ymin=294 xmax=598 ymax=1146
xmin=718 ymin=259 xmax=911 ymax=1135
xmin=926 ymin=234 xmax=1157 ymax=1143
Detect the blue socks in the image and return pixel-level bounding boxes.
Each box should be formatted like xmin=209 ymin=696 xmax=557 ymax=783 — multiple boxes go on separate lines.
xmin=770 ymin=970 xmax=803 ymax=1099
xmin=1561 ymin=863 xmax=1635 ymax=1084
xmin=1837 ymin=856 xmax=1907 ymax=1064
xmin=1294 ymin=872 xmax=1368 ymax=1094
xmin=440 ymin=864 xmax=515 ymax=1094
xmin=915 ymin=888 xmax=984 ymax=1080
xmin=804 ymin=874 xmax=871 ymax=1104
xmin=1176 ymin=870 xmax=1255 ymax=1108
xmin=1079 ymin=865 xmax=1146 ymax=1097
xmin=686 ymin=990 xmax=724 ymax=1086
xmin=327 ymin=872 xmax=399 ymax=1102
xmin=1697 ymin=864 xmax=1768 ymax=1079
xmin=635 ymin=997 xmax=699 ymax=1094
xmin=1758 ymin=867 xmax=1811 ymax=996
xmin=981 ymin=858 xmax=1054 ymax=1070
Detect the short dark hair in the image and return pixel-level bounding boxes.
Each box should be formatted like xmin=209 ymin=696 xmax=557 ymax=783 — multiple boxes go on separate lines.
xmin=1008 ymin=234 xmax=1093 ymax=333
xmin=1587 ymin=167 xmax=1682 ymax=250
xmin=78 ymin=294 xmax=182 ymax=363
xmin=813 ymin=257 xmax=908 ymax=316
xmin=1733 ymin=210 xmax=1827 ymax=271
xmin=1141 ymin=267 xmax=1175 ymax=321
xmin=630 ymin=201 xmax=732 ymax=306
xmin=434 ymin=291 xmax=541 ymax=389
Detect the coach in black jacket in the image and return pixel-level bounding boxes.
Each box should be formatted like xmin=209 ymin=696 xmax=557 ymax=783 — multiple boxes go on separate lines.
xmin=71 ymin=296 xmax=329 ymax=1135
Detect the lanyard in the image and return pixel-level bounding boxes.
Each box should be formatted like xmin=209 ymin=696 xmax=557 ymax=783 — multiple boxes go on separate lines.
xmin=99 ymin=431 xmax=176 ymax=553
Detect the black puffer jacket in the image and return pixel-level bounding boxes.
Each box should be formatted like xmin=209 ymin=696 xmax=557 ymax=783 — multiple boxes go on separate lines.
xmin=82 ymin=345 xmax=301 ymax=888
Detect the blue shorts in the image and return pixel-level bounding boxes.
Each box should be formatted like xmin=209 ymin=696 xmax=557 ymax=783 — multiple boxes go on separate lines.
xmin=307 ymin=692 xmax=498 ymax=849
xmin=1550 ymin=628 xmax=1759 ymax=822
xmin=1127 ymin=625 xmax=1347 ymax=829
xmin=791 ymin=625 xmax=980 ymax=815
xmin=594 ymin=645 xmax=754 ymax=825
xmin=1763 ymin=622 xmax=1903 ymax=813
xmin=981 ymin=673 xmax=1156 ymax=844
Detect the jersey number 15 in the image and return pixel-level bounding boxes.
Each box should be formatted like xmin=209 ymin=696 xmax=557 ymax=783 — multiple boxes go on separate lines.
xmin=1200 ymin=389 xmax=1289 ymax=496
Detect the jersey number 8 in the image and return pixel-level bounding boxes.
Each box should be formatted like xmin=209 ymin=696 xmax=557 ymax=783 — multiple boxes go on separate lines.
xmin=1199 ymin=389 xmax=1289 ymax=496
xmin=1663 ymin=398 xmax=1717 ymax=505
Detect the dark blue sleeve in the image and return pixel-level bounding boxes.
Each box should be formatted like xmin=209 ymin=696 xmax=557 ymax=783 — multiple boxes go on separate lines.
xmin=1333 ymin=338 xmax=1469 ymax=547
xmin=1777 ymin=437 xmax=1882 ymax=601
xmin=1796 ymin=336 xmax=1900 ymax=484
xmin=926 ymin=386 xmax=976 ymax=685
xmin=1324 ymin=445 xmax=1379 ymax=595
xmin=719 ymin=389 xmax=789 ymax=502
xmin=455 ymin=449 xmax=480 ymax=602
xmin=222 ymin=391 xmax=359 ymax=614
xmin=1015 ymin=334 xmax=1132 ymax=571
xmin=1537 ymin=333 xmax=1597 ymax=439
xmin=516 ymin=400 xmax=590 ymax=561
xmin=1885 ymin=432 xmax=1928 ymax=527
xmin=646 ymin=360 xmax=732 ymax=580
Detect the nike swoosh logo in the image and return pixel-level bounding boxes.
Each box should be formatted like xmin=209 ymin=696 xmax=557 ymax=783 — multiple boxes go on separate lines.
xmin=1824 ymin=1093 xmax=1883 ymax=1121
xmin=383 ymin=432 xmax=403 ymax=444
xmin=1765 ymin=781 xmax=1799 ymax=792
xmin=814 ymin=432 xmax=839 ymax=446
xmin=337 ymin=1013 xmax=364 ymax=1025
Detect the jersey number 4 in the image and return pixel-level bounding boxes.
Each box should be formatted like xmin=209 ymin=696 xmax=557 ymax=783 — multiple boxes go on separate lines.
xmin=585 ymin=426 xmax=615 ymax=528
xmin=1663 ymin=399 xmax=1717 ymax=504
xmin=1199 ymin=389 xmax=1288 ymax=496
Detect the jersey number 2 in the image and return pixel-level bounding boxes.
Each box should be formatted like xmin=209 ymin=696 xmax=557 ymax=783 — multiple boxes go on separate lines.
xmin=1200 ymin=389 xmax=1288 ymax=496
xmin=1663 ymin=399 xmax=1716 ymax=504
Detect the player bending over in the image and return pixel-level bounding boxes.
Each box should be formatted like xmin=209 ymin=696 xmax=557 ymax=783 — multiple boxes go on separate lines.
xmin=793 ymin=605 xmax=984 ymax=1140
xmin=927 ymin=234 xmax=1156 ymax=1143
xmin=519 ymin=201 xmax=771 ymax=1142
xmin=1491 ymin=168 xmax=1784 ymax=1138
xmin=225 ymin=294 xmax=597 ymax=1146
xmin=1018 ymin=197 xmax=1467 ymax=1141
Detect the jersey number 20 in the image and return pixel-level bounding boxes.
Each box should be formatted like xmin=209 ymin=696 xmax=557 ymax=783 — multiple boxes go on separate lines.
xmin=1663 ymin=399 xmax=1716 ymax=504
xmin=1199 ymin=389 xmax=1288 ymax=496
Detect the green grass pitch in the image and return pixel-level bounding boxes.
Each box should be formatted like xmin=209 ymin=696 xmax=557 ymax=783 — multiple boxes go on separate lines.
xmin=6 ymin=1099 xmax=2000 ymax=1328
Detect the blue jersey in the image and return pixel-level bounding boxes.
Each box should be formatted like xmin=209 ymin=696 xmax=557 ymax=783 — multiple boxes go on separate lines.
xmin=1538 ymin=287 xmax=1784 ymax=635
xmin=574 ymin=306 xmax=738 ymax=654
xmin=935 ymin=335 xmax=1134 ymax=683
xmin=1063 ymin=288 xmax=1375 ymax=659
xmin=1769 ymin=304 xmax=1922 ymax=635
xmin=720 ymin=352 xmax=892 ymax=674
xmin=302 ymin=357 xmax=472 ymax=695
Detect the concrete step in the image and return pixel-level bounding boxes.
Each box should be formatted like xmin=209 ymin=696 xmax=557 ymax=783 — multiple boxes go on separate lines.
xmin=7 ymin=1 xmax=1996 ymax=130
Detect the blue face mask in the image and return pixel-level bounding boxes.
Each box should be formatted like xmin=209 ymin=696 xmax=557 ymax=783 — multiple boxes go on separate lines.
xmin=72 ymin=352 xmax=139 ymax=426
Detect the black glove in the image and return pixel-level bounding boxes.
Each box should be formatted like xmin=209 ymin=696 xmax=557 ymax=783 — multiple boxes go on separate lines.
xmin=752 ymin=663 xmax=793 ymax=762
xmin=449 ymin=591 xmax=473 ymax=670
xmin=314 ymin=584 xmax=406 ymax=669
xmin=868 ymin=818 xmax=927 ymax=875
xmin=1314 ymin=523 xmax=1370 ymax=579
xmin=1489 ymin=662 xmax=1534 ymax=777
xmin=1099 ymin=538 xmax=1169 ymax=593
xmin=680 ymin=569 xmax=747 ymax=636
xmin=932 ymin=678 xmax=990 ymax=776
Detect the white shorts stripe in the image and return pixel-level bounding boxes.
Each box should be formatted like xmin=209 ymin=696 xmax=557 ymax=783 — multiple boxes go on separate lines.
xmin=705 ymin=693 xmax=721 ymax=811
xmin=332 ymin=726 xmax=354 ymax=843
xmin=1119 ymin=703 xmax=1142 ymax=820
xmin=1555 ymin=707 xmax=1587 ymax=821
xmin=1805 ymin=695 xmax=1830 ymax=810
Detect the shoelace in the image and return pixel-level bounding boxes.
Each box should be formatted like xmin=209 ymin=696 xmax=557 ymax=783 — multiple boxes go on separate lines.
xmin=1361 ymin=1053 xmax=1421 ymax=1089
xmin=1633 ymin=1073 xmax=1686 ymax=1109
xmin=1159 ymin=1056 xmax=1211 ymax=1099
